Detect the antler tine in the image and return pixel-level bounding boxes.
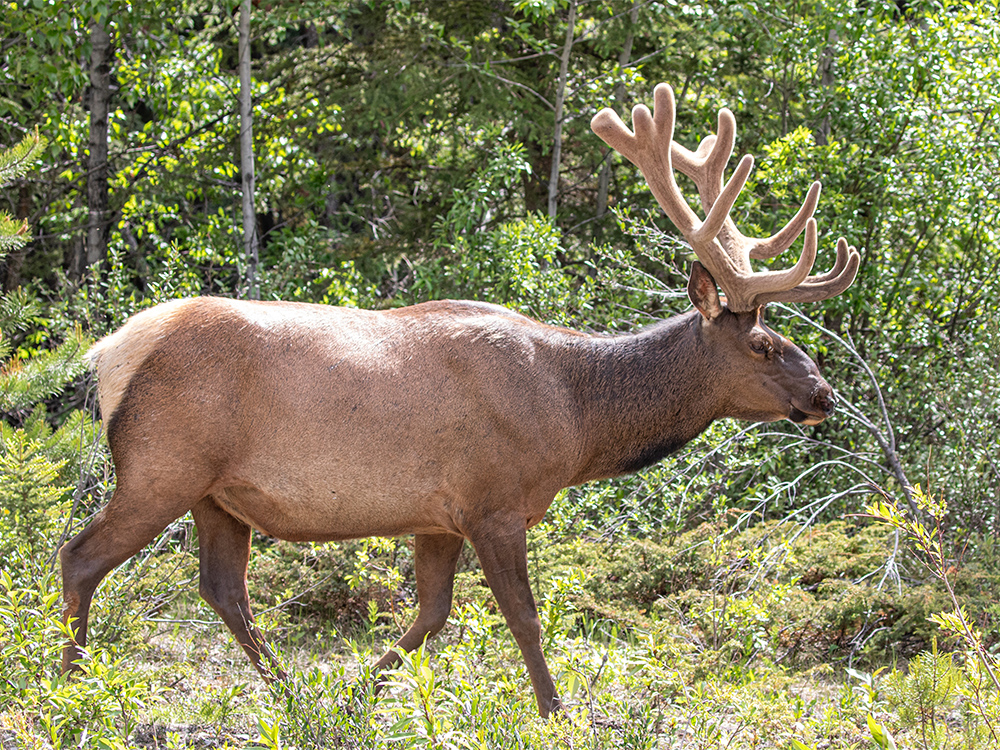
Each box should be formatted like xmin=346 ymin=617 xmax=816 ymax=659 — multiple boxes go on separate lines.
xmin=753 ymin=238 xmax=861 ymax=306
xmin=592 ymin=82 xmax=859 ymax=312
xmin=592 ymin=84 xmax=754 ymax=302
xmin=749 ymin=182 xmax=821 ymax=260
xmin=672 ymin=108 xmax=821 ymax=265
xmin=671 ymin=107 xmax=737 ymax=201
xmin=592 ymin=83 xmax=701 ymax=237
xmin=691 ymin=153 xmax=754 ymax=248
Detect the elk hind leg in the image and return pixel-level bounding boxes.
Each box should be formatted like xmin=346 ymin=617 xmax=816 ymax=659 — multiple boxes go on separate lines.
xmin=374 ymin=532 xmax=465 ymax=672
xmin=60 ymin=485 xmax=192 ymax=672
xmin=191 ymin=496 xmax=285 ymax=680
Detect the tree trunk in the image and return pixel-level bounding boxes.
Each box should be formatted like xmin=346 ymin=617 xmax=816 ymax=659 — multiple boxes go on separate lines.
xmin=547 ymin=0 xmax=576 ymax=219
xmin=3 ymin=182 xmax=31 ymax=291
xmin=239 ymin=0 xmax=259 ymax=300
xmin=596 ymin=0 xmax=639 ymax=222
xmin=814 ymin=30 xmax=838 ymax=146
xmin=78 ymin=18 xmax=112 ymax=280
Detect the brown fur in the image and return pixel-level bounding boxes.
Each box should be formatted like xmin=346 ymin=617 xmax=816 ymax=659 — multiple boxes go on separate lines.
xmin=60 ymin=292 xmax=836 ymax=717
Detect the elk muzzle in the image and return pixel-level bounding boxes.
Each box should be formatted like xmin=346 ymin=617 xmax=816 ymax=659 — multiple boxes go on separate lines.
xmin=789 ymin=380 xmax=836 ymax=425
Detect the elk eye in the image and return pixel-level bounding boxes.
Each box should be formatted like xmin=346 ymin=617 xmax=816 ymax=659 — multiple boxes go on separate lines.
xmin=750 ymin=338 xmax=772 ymax=356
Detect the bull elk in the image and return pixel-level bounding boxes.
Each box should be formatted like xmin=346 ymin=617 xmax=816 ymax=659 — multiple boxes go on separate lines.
xmin=60 ymin=83 xmax=859 ymax=717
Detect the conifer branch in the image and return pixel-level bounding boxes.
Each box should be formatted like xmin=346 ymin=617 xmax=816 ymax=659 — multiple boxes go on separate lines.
xmin=0 ymin=127 xmax=47 ymax=185
xmin=0 ymin=127 xmax=47 ymax=260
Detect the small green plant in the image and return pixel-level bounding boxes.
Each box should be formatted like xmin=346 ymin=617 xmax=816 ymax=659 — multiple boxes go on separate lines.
xmin=883 ymin=645 xmax=959 ymax=748
xmin=0 ymin=544 xmax=153 ymax=748
xmin=198 ymin=681 xmax=247 ymax=729
xmin=380 ymin=642 xmax=470 ymax=749
xmin=844 ymin=666 xmax=887 ymax=714
xmin=540 ymin=570 xmax=584 ymax=649
xmin=253 ymin=713 xmax=282 ymax=750
xmin=0 ymin=427 xmax=71 ymax=562
xmin=867 ymin=484 xmax=1000 ymax=743
xmin=346 ymin=536 xmax=409 ymax=634
xmin=867 ymin=713 xmax=897 ymax=750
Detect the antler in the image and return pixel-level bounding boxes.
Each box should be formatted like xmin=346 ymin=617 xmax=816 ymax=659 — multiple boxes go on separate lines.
xmin=591 ymin=83 xmax=860 ymax=312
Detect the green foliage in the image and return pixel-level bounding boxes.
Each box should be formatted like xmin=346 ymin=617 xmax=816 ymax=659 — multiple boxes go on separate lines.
xmin=380 ymin=643 xmax=474 ymax=748
xmin=0 ymin=426 xmax=71 ymax=561
xmin=419 ymin=212 xmax=580 ymax=322
xmin=274 ymin=660 xmax=380 ymax=749
xmin=867 ymin=714 xmax=898 ymax=750
xmin=0 ymin=127 xmax=46 ymax=186
xmin=0 ymin=550 xmax=66 ymax=708
xmin=884 ymin=647 xmax=960 ymax=746
xmin=0 ymin=405 xmax=102 ymax=578
xmin=433 ymin=140 xmax=533 ymax=244
xmin=247 ymin=537 xmax=414 ymax=638
xmin=256 ymin=225 xmax=382 ymax=307
xmin=0 ymin=326 xmax=89 ymax=414
xmin=0 ymin=127 xmax=46 ymax=257
xmin=867 ymin=484 xmax=1000 ymax=743
xmin=533 ymin=516 xmax=1000 ymax=670
xmin=415 ymin=143 xmax=587 ymax=323
xmin=0 ymin=544 xmax=154 ymax=748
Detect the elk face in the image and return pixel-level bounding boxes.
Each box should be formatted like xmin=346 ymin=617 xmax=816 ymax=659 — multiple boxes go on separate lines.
xmin=689 ymin=261 xmax=836 ymax=426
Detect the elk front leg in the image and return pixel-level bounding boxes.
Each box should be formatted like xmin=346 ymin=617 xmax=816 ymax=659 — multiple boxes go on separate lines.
xmin=469 ymin=520 xmax=561 ymax=718
xmin=375 ymin=532 xmax=465 ymax=671
xmin=191 ymin=496 xmax=286 ymax=680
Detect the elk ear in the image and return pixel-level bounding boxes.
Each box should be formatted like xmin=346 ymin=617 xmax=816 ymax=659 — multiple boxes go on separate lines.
xmin=688 ymin=261 xmax=724 ymax=320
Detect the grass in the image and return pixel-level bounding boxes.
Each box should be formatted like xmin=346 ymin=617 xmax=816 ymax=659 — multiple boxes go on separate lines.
xmin=39 ymin=602 xmax=898 ymax=749
xmin=3 ymin=515 xmax=1000 ymax=748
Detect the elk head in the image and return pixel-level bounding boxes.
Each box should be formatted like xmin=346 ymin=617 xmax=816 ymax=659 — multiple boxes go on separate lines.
xmin=592 ymin=83 xmax=859 ymax=426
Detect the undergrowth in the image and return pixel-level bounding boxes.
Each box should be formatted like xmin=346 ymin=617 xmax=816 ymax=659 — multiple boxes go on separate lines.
xmin=2 ymin=411 xmax=999 ymax=748
xmin=4 ymin=494 xmax=1000 ymax=748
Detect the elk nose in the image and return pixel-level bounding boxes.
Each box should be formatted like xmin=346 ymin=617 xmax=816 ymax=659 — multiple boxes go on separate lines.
xmin=813 ymin=383 xmax=836 ymax=417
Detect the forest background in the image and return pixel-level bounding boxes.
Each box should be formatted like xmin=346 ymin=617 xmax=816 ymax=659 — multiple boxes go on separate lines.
xmin=1 ymin=0 xmax=999 ymax=748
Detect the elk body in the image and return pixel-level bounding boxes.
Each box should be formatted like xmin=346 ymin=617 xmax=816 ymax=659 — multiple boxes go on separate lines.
xmin=60 ymin=83 xmax=859 ymax=717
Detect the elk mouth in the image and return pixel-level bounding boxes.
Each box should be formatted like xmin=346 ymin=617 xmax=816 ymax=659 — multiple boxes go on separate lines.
xmin=787 ymin=405 xmax=829 ymax=426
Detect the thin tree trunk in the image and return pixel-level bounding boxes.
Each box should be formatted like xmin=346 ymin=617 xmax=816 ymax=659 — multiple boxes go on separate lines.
xmin=547 ymin=0 xmax=577 ymax=219
xmin=3 ymin=183 xmax=31 ymax=291
xmin=81 ymin=18 xmax=112 ymax=279
xmin=239 ymin=0 xmax=259 ymax=300
xmin=596 ymin=0 xmax=639 ymax=221
xmin=814 ymin=30 xmax=838 ymax=146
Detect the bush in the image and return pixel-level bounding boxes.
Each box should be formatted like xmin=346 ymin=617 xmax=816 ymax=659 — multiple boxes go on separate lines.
xmin=247 ymin=536 xmax=417 ymax=641
xmin=530 ymin=516 xmax=996 ymax=669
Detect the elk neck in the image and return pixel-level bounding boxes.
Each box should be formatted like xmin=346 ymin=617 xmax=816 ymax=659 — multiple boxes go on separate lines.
xmin=562 ymin=310 xmax=722 ymax=484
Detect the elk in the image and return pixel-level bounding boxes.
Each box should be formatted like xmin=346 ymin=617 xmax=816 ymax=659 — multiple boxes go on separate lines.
xmin=60 ymin=83 xmax=859 ymax=717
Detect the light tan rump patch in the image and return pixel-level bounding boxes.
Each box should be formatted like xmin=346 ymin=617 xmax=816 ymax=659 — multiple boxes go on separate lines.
xmin=86 ymin=298 xmax=196 ymax=422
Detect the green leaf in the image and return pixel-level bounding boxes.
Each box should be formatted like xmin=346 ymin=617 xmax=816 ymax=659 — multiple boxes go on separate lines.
xmin=866 ymin=714 xmax=896 ymax=750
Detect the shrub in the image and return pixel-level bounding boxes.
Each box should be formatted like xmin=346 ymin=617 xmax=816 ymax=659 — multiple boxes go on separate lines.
xmin=247 ymin=536 xmax=416 ymax=640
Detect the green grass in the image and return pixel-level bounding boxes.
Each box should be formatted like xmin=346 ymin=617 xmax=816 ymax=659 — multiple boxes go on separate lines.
xmin=4 ymin=515 xmax=1000 ymax=748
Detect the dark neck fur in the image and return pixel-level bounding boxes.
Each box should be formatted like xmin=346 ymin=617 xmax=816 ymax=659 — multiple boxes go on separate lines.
xmin=564 ymin=311 xmax=720 ymax=483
